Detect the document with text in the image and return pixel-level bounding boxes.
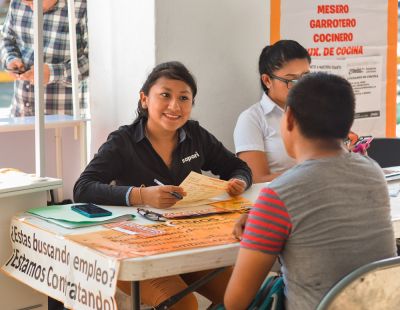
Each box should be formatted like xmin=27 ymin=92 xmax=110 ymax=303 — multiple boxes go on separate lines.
xmin=144 ymin=171 xmax=233 ymax=218
xmin=174 ymin=171 xmax=229 ymax=206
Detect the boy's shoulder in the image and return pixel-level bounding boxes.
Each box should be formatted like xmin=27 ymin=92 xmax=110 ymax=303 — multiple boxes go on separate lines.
xmin=269 ymin=153 xmax=385 ymax=198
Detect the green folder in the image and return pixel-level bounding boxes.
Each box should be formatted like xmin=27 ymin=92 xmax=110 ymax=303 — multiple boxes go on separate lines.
xmin=28 ymin=204 xmax=135 ymax=229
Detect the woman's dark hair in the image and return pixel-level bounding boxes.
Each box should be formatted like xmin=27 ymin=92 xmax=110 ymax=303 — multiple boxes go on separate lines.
xmin=259 ymin=40 xmax=311 ymax=93
xmin=286 ymin=72 xmax=355 ymax=140
xmin=135 ymin=61 xmax=197 ymax=121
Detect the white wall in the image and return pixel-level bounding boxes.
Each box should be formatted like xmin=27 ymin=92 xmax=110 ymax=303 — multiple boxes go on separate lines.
xmin=86 ymin=0 xmax=116 ymax=154
xmin=87 ymin=0 xmax=155 ymax=154
xmin=156 ymin=0 xmax=269 ymax=151
xmin=88 ymin=0 xmax=269 ymax=154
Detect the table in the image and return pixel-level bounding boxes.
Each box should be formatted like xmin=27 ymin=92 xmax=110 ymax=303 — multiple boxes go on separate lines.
xmin=5 ymin=181 xmax=400 ymax=310
xmin=0 ymin=114 xmax=88 ymax=200
xmin=7 ymin=183 xmax=261 ymax=310
xmin=388 ymin=179 xmax=400 ymax=235
xmin=0 ymin=175 xmax=62 ymax=310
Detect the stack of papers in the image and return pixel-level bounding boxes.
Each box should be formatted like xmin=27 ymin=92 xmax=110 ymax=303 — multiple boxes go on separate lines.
xmin=174 ymin=171 xmax=229 ymax=207
xmin=144 ymin=204 xmax=232 ymax=219
xmin=0 ymin=168 xmax=50 ymax=189
xmin=142 ymin=172 xmax=252 ymax=219
xmin=28 ymin=204 xmax=135 ymax=229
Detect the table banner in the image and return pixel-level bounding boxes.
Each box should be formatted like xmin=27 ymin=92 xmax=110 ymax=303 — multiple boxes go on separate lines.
xmin=67 ymin=213 xmax=241 ymax=259
xmin=2 ymin=218 xmax=120 ymax=310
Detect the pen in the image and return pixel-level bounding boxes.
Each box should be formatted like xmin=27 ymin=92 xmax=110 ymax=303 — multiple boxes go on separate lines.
xmin=154 ymin=179 xmax=183 ymax=200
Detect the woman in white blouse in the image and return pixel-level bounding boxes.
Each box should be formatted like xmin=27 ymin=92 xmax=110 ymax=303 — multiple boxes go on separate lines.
xmin=234 ymin=40 xmax=311 ymax=182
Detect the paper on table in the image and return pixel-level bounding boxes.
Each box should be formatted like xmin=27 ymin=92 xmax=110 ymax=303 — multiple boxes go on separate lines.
xmin=208 ymin=196 xmax=253 ymax=212
xmin=143 ymin=195 xmax=253 ymax=219
xmin=28 ymin=204 xmax=135 ymax=228
xmin=143 ymin=204 xmax=232 ymax=219
xmin=68 ymin=213 xmax=241 ymax=259
xmin=137 ymin=172 xmax=232 ymax=219
xmin=104 ymin=221 xmax=166 ymax=237
xmin=0 ymin=168 xmax=48 ymax=189
xmin=174 ymin=171 xmax=228 ymax=206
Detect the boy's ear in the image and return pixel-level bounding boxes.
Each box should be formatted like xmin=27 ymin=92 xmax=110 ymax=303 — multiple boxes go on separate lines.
xmin=285 ymin=107 xmax=295 ymax=132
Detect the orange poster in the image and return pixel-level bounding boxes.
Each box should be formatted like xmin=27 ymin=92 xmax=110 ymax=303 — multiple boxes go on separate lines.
xmin=67 ymin=214 xmax=241 ymax=259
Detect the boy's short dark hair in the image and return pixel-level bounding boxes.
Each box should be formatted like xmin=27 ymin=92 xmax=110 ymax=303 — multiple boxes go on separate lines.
xmin=286 ymin=72 xmax=355 ymax=139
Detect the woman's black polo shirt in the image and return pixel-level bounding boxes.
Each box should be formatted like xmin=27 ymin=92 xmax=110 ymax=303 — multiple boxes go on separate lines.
xmin=74 ymin=119 xmax=252 ymax=205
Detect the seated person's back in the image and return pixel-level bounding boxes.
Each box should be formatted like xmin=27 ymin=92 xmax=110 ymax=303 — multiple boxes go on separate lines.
xmin=224 ymin=72 xmax=396 ymax=310
xmin=269 ymin=152 xmax=394 ymax=308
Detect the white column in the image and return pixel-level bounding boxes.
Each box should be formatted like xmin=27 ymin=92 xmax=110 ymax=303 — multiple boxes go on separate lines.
xmin=67 ymin=0 xmax=80 ymax=118
xmin=33 ymin=0 xmax=45 ymax=177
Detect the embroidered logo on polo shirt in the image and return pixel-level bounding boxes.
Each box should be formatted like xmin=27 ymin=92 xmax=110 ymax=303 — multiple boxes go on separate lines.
xmin=182 ymin=151 xmax=200 ymax=164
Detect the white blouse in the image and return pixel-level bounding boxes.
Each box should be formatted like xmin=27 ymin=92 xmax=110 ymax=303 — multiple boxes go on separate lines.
xmin=234 ymin=93 xmax=295 ymax=173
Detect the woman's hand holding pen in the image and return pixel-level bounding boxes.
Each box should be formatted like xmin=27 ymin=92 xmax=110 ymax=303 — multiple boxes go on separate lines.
xmin=226 ymin=178 xmax=246 ymax=196
xmin=140 ymin=185 xmax=186 ymax=209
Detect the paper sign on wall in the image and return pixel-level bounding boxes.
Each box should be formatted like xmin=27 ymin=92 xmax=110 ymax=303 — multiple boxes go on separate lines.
xmin=274 ymin=0 xmax=397 ymax=137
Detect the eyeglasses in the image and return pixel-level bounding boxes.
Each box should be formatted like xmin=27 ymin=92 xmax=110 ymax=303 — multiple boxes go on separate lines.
xmin=137 ymin=208 xmax=166 ymax=222
xmin=269 ymin=72 xmax=308 ymax=89
xmin=269 ymin=73 xmax=299 ymax=89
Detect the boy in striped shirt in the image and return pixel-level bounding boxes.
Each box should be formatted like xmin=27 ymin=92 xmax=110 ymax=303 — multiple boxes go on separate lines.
xmin=225 ymin=72 xmax=396 ymax=310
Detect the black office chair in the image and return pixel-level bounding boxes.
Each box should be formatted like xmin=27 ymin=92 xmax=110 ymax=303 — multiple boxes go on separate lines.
xmin=367 ymin=138 xmax=400 ymax=168
xmin=316 ymin=256 xmax=400 ymax=310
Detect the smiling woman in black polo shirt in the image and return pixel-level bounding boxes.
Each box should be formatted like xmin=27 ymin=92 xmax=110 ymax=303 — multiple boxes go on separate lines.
xmin=73 ymin=61 xmax=252 ymax=309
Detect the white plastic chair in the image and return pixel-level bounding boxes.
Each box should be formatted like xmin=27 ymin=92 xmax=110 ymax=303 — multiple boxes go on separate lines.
xmin=316 ymin=256 xmax=400 ymax=310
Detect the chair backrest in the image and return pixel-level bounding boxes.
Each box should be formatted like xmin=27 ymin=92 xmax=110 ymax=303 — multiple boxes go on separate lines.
xmin=316 ymin=256 xmax=400 ymax=310
xmin=367 ymin=138 xmax=400 ymax=168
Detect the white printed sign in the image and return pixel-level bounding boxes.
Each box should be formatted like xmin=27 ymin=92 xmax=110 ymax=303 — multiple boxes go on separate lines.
xmin=310 ymin=56 xmax=383 ymax=134
xmin=2 ymin=218 xmax=120 ymax=310
xmin=279 ymin=0 xmax=391 ymax=136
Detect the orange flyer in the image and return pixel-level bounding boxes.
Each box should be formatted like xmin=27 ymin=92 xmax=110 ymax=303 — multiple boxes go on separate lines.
xmin=208 ymin=196 xmax=253 ymax=212
xmin=67 ymin=213 xmax=241 ymax=259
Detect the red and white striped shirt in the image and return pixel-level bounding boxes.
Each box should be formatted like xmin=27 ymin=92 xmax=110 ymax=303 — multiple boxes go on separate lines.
xmin=241 ymin=187 xmax=292 ymax=254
